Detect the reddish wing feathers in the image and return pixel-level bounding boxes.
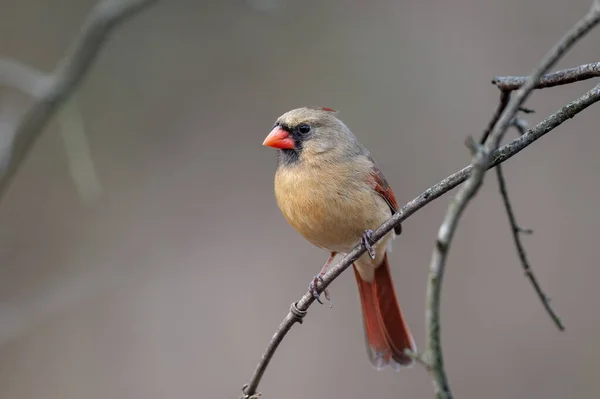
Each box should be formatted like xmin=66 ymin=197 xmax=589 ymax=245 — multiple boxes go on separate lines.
xmin=370 ymin=166 xmax=398 ymax=210
xmin=356 ymin=166 xmax=414 ymax=369
xmin=369 ymin=166 xmax=402 ymax=235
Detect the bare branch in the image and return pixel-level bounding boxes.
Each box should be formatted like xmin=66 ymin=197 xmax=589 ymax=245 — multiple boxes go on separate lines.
xmin=511 ymin=117 xmax=530 ymax=137
xmin=423 ymin=4 xmax=600 ymax=398
xmin=0 ymin=0 xmax=157 ymax=201
xmin=519 ymin=106 xmax=536 ymax=114
xmin=404 ymin=350 xmax=432 ymax=371
xmin=0 ymin=58 xmax=51 ymax=97
xmin=494 ymin=118 xmax=558 ymax=327
xmin=0 ymin=60 xmax=104 ymax=202
xmin=58 ymin=94 xmax=103 ymax=202
xmin=480 ymin=91 xmax=511 ymax=145
xmin=493 ymin=62 xmax=600 ymax=91
xmin=480 ymin=83 xmax=560 ymax=332
xmin=495 ymin=163 xmax=564 ymax=330
xmin=242 ymin=82 xmax=600 ymax=399
xmin=426 ymin=139 xmax=485 ymax=399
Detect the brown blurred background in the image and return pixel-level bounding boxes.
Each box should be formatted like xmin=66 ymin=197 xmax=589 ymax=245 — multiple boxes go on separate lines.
xmin=0 ymin=0 xmax=599 ymax=398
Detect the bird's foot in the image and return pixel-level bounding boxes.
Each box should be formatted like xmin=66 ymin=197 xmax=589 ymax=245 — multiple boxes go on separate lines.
xmin=308 ymin=275 xmax=332 ymax=308
xmin=362 ymin=229 xmax=377 ymax=259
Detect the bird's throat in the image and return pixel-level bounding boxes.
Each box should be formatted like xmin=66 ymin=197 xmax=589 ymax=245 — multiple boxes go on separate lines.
xmin=278 ymin=148 xmax=300 ymax=166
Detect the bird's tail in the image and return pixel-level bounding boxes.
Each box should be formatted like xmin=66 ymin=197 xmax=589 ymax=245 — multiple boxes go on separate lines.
xmin=353 ymin=252 xmax=416 ymax=370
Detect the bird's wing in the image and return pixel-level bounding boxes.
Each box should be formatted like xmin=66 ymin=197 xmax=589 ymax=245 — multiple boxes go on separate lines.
xmin=369 ymin=165 xmax=402 ymax=235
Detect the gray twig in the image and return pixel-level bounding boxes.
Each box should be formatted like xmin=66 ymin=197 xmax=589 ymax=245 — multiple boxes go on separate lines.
xmin=480 ymin=91 xmax=511 ymax=144
xmin=493 ymin=61 xmax=600 ymax=91
xmin=0 ymin=0 xmax=157 ymax=201
xmin=423 ymin=3 xmax=600 ymax=398
xmin=495 ymin=163 xmax=564 ymax=330
xmin=511 ymin=117 xmax=530 ymax=136
xmin=481 ymin=92 xmax=560 ymax=331
xmin=242 ymin=82 xmax=600 ymax=399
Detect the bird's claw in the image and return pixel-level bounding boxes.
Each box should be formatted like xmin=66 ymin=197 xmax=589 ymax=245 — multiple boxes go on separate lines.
xmin=309 ymin=276 xmax=323 ymax=304
xmin=362 ymin=229 xmax=377 ymax=259
xmin=309 ymin=275 xmax=332 ymax=308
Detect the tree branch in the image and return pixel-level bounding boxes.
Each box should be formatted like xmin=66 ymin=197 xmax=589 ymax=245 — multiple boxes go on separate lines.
xmin=423 ymin=3 xmax=600 ymax=398
xmin=495 ymin=163 xmax=564 ymax=330
xmin=242 ymin=81 xmax=600 ymax=399
xmin=493 ymin=61 xmax=600 ymax=91
xmin=0 ymin=58 xmax=105 ymax=202
xmin=58 ymin=94 xmax=103 ymax=202
xmin=0 ymin=58 xmax=51 ymax=97
xmin=0 ymin=0 xmax=157 ymax=201
xmin=483 ymin=97 xmax=562 ymax=331
xmin=480 ymin=91 xmax=511 ymax=145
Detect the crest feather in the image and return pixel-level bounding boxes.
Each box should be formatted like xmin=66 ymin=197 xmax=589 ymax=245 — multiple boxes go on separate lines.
xmin=306 ymin=106 xmax=337 ymax=113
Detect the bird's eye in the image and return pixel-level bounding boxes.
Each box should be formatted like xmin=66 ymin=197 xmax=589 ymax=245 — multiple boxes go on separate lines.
xmin=297 ymin=124 xmax=311 ymax=134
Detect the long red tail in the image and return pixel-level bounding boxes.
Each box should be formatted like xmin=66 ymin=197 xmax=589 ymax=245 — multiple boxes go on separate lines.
xmin=353 ymin=253 xmax=416 ymax=369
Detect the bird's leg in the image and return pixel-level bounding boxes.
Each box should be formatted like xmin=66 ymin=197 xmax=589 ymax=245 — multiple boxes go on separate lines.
xmin=309 ymin=252 xmax=336 ymax=308
xmin=362 ymin=229 xmax=377 ymax=259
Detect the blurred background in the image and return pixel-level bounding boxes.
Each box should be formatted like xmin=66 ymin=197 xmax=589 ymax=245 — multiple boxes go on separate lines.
xmin=0 ymin=0 xmax=599 ymax=398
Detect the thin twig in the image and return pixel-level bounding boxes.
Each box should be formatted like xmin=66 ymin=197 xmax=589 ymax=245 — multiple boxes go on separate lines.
xmin=493 ymin=61 xmax=600 ymax=91
xmin=511 ymin=117 xmax=530 ymax=137
xmin=241 ymin=83 xmax=600 ymax=399
xmin=480 ymin=91 xmax=511 ymax=145
xmin=481 ymin=86 xmax=560 ymax=330
xmin=495 ymin=163 xmax=564 ymax=330
xmin=519 ymin=106 xmax=536 ymax=114
xmin=404 ymin=350 xmax=432 ymax=371
xmin=423 ymin=4 xmax=600 ymax=398
xmin=0 ymin=0 xmax=158 ymax=201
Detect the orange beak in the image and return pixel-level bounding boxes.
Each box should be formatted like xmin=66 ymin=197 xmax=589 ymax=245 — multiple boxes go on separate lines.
xmin=263 ymin=126 xmax=295 ymax=150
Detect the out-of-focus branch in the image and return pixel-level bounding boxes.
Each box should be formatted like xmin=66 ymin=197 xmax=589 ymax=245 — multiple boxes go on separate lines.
xmin=0 ymin=60 xmax=104 ymax=202
xmin=493 ymin=61 xmax=600 ymax=91
xmin=58 ymin=94 xmax=103 ymax=201
xmin=423 ymin=4 xmax=600 ymax=398
xmin=0 ymin=59 xmax=51 ymax=97
xmin=0 ymin=0 xmax=157 ymax=201
xmin=241 ymin=80 xmax=600 ymax=399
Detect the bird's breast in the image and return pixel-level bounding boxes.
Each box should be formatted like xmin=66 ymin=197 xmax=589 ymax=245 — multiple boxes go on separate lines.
xmin=274 ymin=163 xmax=390 ymax=253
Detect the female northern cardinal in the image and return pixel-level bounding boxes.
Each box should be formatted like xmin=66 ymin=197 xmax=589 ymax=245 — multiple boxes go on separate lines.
xmin=262 ymin=107 xmax=416 ymax=369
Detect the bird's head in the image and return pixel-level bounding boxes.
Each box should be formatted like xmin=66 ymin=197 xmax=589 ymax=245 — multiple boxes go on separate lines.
xmin=263 ymin=107 xmax=361 ymax=166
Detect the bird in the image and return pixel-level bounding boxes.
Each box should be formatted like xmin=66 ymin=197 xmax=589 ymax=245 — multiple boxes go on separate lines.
xmin=262 ymin=106 xmax=416 ymax=369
